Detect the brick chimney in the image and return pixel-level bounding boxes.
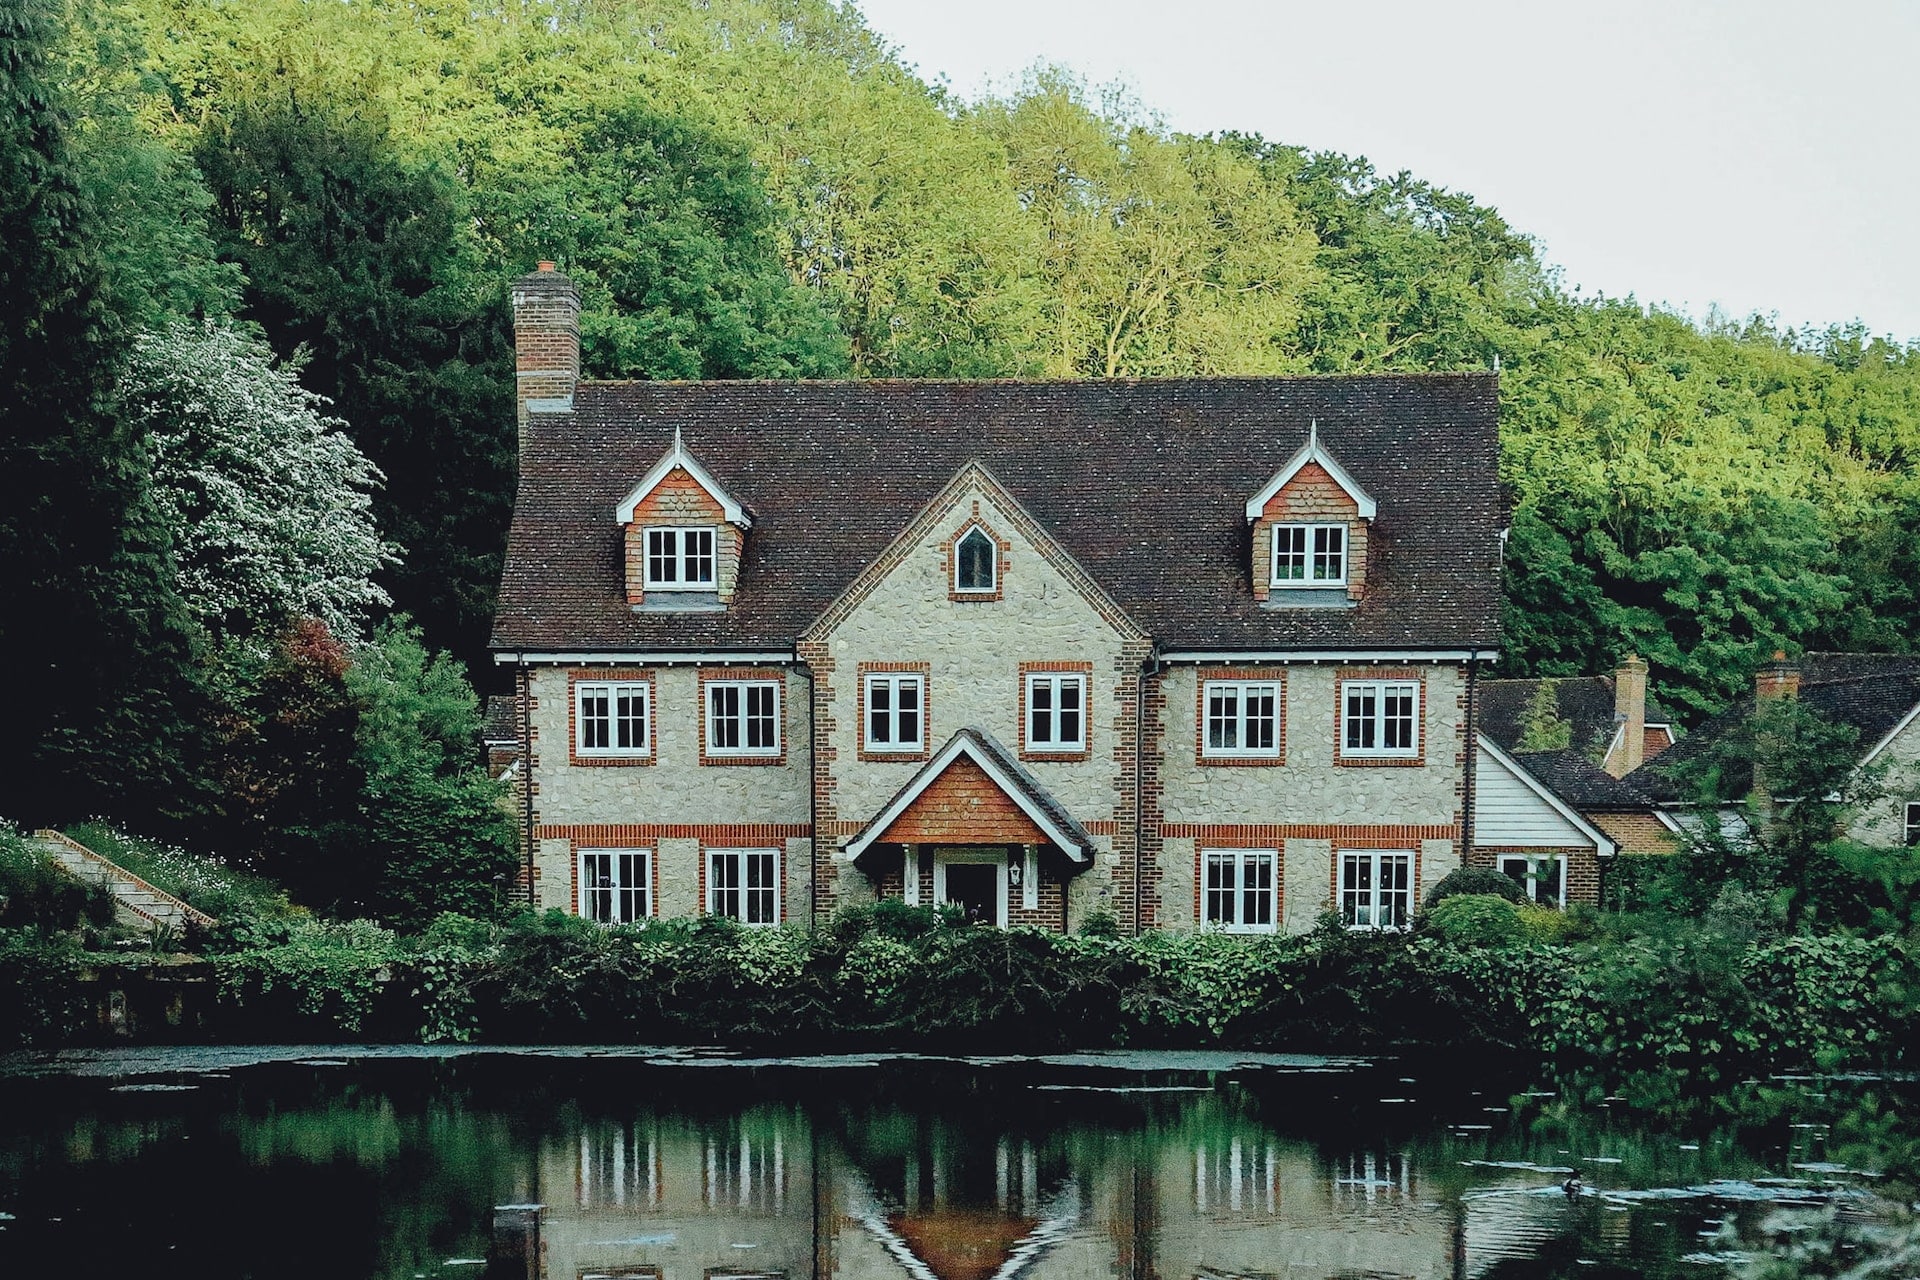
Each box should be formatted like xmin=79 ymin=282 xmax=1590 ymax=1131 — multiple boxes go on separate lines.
xmin=1609 ymin=654 xmax=1648 ymax=778
xmin=511 ymin=262 xmax=580 ymax=439
xmin=1755 ymin=651 xmax=1801 ymax=702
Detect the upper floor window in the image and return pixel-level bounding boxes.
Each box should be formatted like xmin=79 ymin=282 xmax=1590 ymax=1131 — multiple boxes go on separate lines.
xmin=577 ymin=681 xmax=650 ymax=757
xmin=1203 ymin=848 xmax=1277 ymax=933
xmin=1906 ymin=802 xmax=1920 ymax=847
xmin=580 ymin=847 xmax=650 ymax=924
xmin=645 ymin=526 xmax=716 ymax=590
xmin=1026 ymin=672 xmax=1087 ymax=753
xmin=1340 ymin=850 xmax=1411 ymax=930
xmin=865 ymin=672 xmax=925 ymax=753
xmin=708 ymin=848 xmax=780 ymax=925
xmin=1342 ymin=679 xmax=1419 ymax=758
xmin=707 ymin=680 xmax=780 ymax=758
xmin=955 ymin=527 xmax=997 ymax=593
xmin=1273 ymin=523 xmax=1346 ymax=587
xmin=1203 ymin=681 xmax=1280 ymax=758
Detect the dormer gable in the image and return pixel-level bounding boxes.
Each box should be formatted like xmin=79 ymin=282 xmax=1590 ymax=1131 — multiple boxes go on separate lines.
xmin=1245 ymin=422 xmax=1376 ymax=606
xmin=617 ymin=429 xmax=750 ymax=608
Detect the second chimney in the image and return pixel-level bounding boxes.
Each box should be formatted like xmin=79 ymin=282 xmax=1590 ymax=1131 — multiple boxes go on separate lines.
xmin=1755 ymin=651 xmax=1802 ymax=703
xmin=511 ymin=261 xmax=580 ymax=442
xmin=1610 ymin=654 xmax=1649 ymax=778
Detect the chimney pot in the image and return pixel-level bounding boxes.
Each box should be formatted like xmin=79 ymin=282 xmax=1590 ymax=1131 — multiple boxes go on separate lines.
xmin=1755 ymin=653 xmax=1802 ymax=703
xmin=537 ymin=260 xmax=555 ymax=272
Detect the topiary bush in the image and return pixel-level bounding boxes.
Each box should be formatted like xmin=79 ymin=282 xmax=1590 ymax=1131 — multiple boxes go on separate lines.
xmin=1426 ymin=894 xmax=1525 ymax=947
xmin=1423 ymin=865 xmax=1526 ymax=908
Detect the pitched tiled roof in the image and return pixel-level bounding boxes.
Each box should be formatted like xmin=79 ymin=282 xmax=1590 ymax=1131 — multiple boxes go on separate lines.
xmin=1639 ymin=653 xmax=1920 ymax=802
xmin=480 ymin=695 xmax=518 ymax=745
xmin=844 ymin=727 xmax=1097 ymax=861
xmin=1479 ymin=674 xmax=1675 ymax=758
xmin=491 ymin=376 xmax=1502 ymax=654
xmin=1511 ymin=748 xmax=1659 ymax=812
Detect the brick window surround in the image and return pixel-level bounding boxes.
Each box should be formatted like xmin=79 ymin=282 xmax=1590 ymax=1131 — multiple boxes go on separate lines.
xmin=1019 ymin=661 xmax=1094 ymax=762
xmin=1333 ymin=668 xmax=1427 ymax=767
xmin=943 ymin=503 xmax=1011 ymax=603
xmin=568 ymin=669 xmax=657 ymax=767
xmin=857 ymin=661 xmax=932 ymax=762
xmin=697 ymin=668 xmax=788 ymax=766
xmin=1195 ymin=667 xmax=1287 ymax=766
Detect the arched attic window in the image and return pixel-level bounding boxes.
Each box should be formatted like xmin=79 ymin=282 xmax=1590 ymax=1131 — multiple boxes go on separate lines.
xmin=954 ymin=527 xmax=997 ymax=594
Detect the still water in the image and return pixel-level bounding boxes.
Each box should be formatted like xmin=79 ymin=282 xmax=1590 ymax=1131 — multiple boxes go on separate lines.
xmin=0 ymin=1047 xmax=1898 ymax=1279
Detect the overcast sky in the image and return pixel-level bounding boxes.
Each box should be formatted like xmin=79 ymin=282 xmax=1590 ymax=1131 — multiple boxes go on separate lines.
xmin=855 ymin=0 xmax=1920 ymax=344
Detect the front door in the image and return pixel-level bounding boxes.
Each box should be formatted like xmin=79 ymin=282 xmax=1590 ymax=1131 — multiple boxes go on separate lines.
xmin=939 ymin=860 xmax=1001 ymax=926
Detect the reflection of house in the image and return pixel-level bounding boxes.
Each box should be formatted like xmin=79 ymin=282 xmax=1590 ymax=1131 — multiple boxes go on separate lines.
xmin=494 ymin=264 xmax=1507 ymax=936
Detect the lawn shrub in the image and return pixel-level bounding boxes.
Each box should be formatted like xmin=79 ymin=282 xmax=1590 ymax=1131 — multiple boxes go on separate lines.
xmin=1426 ymin=894 xmax=1526 ymax=947
xmin=1423 ymin=865 xmax=1525 ymax=907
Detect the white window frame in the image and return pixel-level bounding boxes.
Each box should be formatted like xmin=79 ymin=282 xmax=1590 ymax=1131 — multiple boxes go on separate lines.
xmin=643 ymin=525 xmax=717 ymax=591
xmin=707 ymin=847 xmax=781 ymax=926
xmin=575 ymin=680 xmax=651 ymax=758
xmin=1202 ymin=681 xmax=1281 ymax=759
xmin=932 ymin=848 xmax=1006 ymax=927
xmin=1271 ymin=522 xmax=1348 ymax=587
xmin=1202 ymin=848 xmax=1278 ymax=934
xmin=1341 ymin=679 xmax=1420 ymax=758
xmin=705 ymin=679 xmax=781 ymax=758
xmin=863 ymin=672 xmax=925 ymax=754
xmin=1340 ymin=849 xmax=1413 ymax=930
xmin=954 ymin=527 xmax=997 ymax=594
xmin=578 ymin=847 xmax=651 ymax=924
xmin=1498 ymin=853 xmax=1566 ymax=907
xmin=1905 ymin=802 xmax=1920 ymax=847
xmin=1025 ymin=672 xmax=1088 ymax=752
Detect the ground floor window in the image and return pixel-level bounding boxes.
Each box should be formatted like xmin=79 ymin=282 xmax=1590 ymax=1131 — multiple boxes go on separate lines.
xmin=580 ymin=848 xmax=649 ymax=924
xmin=1499 ymin=853 xmax=1565 ymax=907
xmin=708 ymin=847 xmax=780 ymax=925
xmin=1203 ymin=848 xmax=1277 ymax=933
xmin=1340 ymin=850 xmax=1412 ymax=929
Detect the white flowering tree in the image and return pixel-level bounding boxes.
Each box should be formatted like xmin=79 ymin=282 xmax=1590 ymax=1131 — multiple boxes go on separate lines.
xmin=122 ymin=321 xmax=395 ymax=642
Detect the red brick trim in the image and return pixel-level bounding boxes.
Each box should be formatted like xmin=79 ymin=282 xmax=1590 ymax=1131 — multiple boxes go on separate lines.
xmin=1333 ymin=669 xmax=1427 ymax=768
xmin=1193 ymin=667 xmax=1287 ymax=767
xmin=696 ymin=668 xmax=789 ymax=766
xmin=856 ymin=661 xmax=932 ymax=762
xmin=1018 ymin=661 xmax=1095 ymax=762
xmin=537 ymin=823 xmax=811 ymax=842
xmin=944 ymin=501 xmax=1011 ymax=603
xmin=567 ymin=669 xmax=656 ymax=767
xmin=1161 ymin=822 xmax=1455 ymax=842
xmin=567 ymin=841 xmax=658 ymax=921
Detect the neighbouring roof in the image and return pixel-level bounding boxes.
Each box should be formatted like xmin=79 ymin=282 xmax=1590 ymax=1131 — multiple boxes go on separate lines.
xmin=1639 ymin=653 xmax=1920 ymax=803
xmin=480 ymin=695 xmax=519 ymax=746
xmin=1479 ymin=674 xmax=1675 ymax=759
xmin=1511 ymin=748 xmax=1659 ymax=813
xmin=492 ymin=377 xmax=1502 ymax=654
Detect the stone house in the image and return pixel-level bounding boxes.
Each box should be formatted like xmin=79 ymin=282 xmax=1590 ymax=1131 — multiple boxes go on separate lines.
xmin=491 ymin=264 xmax=1506 ymax=934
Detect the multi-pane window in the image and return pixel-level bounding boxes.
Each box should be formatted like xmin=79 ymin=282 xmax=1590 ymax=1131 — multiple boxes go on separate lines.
xmin=707 ymin=680 xmax=780 ymax=757
xmin=1203 ymin=681 xmax=1280 ymax=758
xmin=1342 ymin=680 xmax=1419 ymax=757
xmin=1272 ymin=523 xmax=1347 ymax=586
xmin=1340 ymin=850 xmax=1412 ymax=929
xmin=644 ymin=526 xmax=716 ymax=589
xmin=864 ymin=673 xmax=925 ymax=753
xmin=579 ymin=848 xmax=649 ymax=924
xmin=1026 ymin=673 xmax=1087 ymax=751
xmin=1906 ymin=802 xmax=1920 ymax=847
xmin=708 ymin=848 xmax=780 ymax=925
xmin=955 ymin=528 xmax=997 ymax=592
xmin=1499 ymin=854 xmax=1564 ymax=907
xmin=1203 ymin=849 xmax=1277 ymax=933
xmin=576 ymin=681 xmax=650 ymax=757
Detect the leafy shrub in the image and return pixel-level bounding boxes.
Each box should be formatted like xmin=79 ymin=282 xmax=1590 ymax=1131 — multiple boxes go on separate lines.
xmin=1425 ymin=894 xmax=1525 ymax=946
xmin=1423 ymin=865 xmax=1525 ymax=908
xmin=1516 ymin=903 xmax=1571 ymax=944
xmin=0 ymin=929 xmax=89 ymax=1045
xmin=0 ymin=829 xmax=114 ymax=932
xmin=65 ymin=822 xmax=291 ymax=921
xmin=211 ymin=916 xmax=405 ymax=1034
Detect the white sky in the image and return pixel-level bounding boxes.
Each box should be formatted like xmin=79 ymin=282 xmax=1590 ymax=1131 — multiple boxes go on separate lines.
xmin=855 ymin=0 xmax=1920 ymax=344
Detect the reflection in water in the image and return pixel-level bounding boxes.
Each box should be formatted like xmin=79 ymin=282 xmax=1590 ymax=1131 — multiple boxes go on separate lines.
xmin=0 ymin=1055 xmax=1903 ymax=1280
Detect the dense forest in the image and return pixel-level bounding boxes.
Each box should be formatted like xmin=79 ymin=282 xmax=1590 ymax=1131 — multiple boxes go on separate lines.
xmin=4 ymin=0 xmax=1919 ymax=853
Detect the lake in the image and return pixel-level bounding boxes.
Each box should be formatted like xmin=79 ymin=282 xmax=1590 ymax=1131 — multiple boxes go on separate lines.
xmin=0 ymin=1046 xmax=1900 ymax=1279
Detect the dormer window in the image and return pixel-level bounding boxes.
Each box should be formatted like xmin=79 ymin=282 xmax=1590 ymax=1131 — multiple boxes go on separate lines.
xmin=645 ymin=526 xmax=716 ymax=590
xmin=955 ymin=528 xmax=996 ymax=593
xmin=1272 ymin=524 xmax=1346 ymax=587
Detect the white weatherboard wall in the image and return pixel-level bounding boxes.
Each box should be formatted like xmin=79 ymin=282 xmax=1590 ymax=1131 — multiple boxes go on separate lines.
xmin=1473 ymin=742 xmax=1592 ymax=849
xmin=1852 ymin=709 xmax=1920 ymax=847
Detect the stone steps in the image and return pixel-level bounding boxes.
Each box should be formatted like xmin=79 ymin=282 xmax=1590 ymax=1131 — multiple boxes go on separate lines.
xmin=29 ymin=830 xmax=218 ymax=935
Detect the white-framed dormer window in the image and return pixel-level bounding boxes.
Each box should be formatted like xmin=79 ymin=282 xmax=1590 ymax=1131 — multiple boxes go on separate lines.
xmin=1203 ymin=848 xmax=1277 ymax=933
xmin=1272 ymin=523 xmax=1347 ymax=587
xmin=706 ymin=680 xmax=780 ymax=758
xmin=644 ymin=526 xmax=716 ymax=590
xmin=1203 ymin=681 xmax=1281 ymax=758
xmin=1340 ymin=850 xmax=1412 ymax=930
xmin=1906 ymin=802 xmax=1920 ymax=847
xmin=955 ymin=527 xmax=997 ymax=593
xmin=707 ymin=847 xmax=780 ymax=925
xmin=579 ymin=847 xmax=650 ymax=924
xmin=1025 ymin=672 xmax=1087 ymax=752
xmin=1342 ymin=680 xmax=1419 ymax=758
xmin=576 ymin=681 xmax=651 ymax=757
xmin=1499 ymin=853 xmax=1565 ymax=908
xmin=864 ymin=672 xmax=925 ymax=753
